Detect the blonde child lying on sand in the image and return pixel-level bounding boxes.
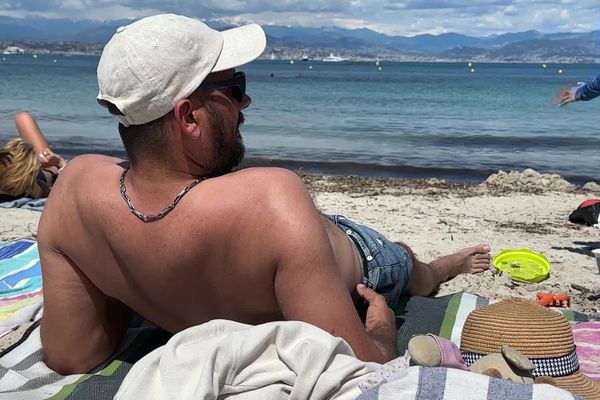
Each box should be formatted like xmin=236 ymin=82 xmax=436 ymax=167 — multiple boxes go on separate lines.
xmin=0 ymin=112 xmax=67 ymax=201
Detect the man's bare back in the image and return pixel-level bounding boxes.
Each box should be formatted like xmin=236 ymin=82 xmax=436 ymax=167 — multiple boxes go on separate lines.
xmin=40 ymin=155 xmax=393 ymax=373
xmin=39 ymin=154 xmax=490 ymax=374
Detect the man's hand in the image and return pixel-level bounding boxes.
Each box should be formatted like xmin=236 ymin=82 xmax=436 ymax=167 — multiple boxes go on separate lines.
xmin=356 ymin=283 xmax=399 ymax=360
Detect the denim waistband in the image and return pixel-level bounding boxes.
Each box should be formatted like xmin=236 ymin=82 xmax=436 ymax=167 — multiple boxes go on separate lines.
xmin=326 ymin=214 xmax=374 ymax=288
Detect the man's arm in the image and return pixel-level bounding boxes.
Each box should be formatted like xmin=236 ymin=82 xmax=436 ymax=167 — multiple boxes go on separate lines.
xmin=39 ymin=237 xmax=131 ymax=374
xmin=265 ymin=169 xmax=398 ymax=363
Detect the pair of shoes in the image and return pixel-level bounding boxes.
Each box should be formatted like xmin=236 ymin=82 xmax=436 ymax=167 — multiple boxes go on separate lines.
xmin=408 ymin=334 xmax=468 ymax=370
xmin=409 ymin=334 xmax=535 ymax=384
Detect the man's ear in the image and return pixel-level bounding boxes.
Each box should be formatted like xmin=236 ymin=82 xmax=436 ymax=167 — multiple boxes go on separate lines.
xmin=173 ymin=99 xmax=202 ymax=137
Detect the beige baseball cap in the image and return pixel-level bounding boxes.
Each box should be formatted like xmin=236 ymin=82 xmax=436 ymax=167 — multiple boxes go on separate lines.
xmin=97 ymin=14 xmax=266 ymax=127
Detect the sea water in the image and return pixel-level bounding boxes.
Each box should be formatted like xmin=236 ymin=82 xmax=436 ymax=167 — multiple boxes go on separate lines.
xmin=0 ymin=55 xmax=599 ymax=184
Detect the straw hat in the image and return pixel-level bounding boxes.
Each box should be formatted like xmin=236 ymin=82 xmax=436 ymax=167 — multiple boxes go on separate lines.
xmin=460 ymin=298 xmax=600 ymax=400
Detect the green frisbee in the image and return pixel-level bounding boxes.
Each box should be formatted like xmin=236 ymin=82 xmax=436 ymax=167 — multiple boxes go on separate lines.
xmin=493 ymin=249 xmax=551 ymax=283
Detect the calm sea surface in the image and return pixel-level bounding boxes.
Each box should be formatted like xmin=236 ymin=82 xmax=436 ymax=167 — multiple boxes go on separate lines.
xmin=0 ymin=55 xmax=599 ymax=184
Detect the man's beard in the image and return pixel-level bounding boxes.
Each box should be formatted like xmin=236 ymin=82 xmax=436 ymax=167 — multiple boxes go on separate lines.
xmin=206 ymin=108 xmax=246 ymax=177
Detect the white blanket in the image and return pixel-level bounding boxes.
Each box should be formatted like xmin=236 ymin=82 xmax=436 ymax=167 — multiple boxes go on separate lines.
xmin=114 ymin=320 xmax=378 ymax=400
xmin=114 ymin=319 xmax=583 ymax=400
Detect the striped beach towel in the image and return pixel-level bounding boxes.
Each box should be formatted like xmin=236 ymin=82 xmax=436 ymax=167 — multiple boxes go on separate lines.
xmin=357 ymin=366 xmax=583 ymax=400
xmin=0 ymin=321 xmax=171 ymax=399
xmin=0 ymin=239 xmax=172 ymax=399
xmin=573 ymin=322 xmax=600 ymax=382
xmin=0 ymin=240 xmax=43 ymax=337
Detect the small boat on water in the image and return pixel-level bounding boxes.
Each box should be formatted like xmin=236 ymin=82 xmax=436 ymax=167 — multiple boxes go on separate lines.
xmin=322 ymin=53 xmax=349 ymax=63
xmin=2 ymin=46 xmax=24 ymax=55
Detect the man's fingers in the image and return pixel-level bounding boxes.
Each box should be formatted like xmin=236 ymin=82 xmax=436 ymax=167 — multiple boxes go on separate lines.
xmin=356 ymin=283 xmax=374 ymax=300
xmin=356 ymin=284 xmax=387 ymax=306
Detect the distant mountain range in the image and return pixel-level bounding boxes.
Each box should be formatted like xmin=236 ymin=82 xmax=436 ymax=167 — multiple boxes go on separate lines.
xmin=0 ymin=16 xmax=598 ymax=62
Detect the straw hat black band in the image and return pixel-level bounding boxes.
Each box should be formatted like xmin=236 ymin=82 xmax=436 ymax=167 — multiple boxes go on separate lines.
xmin=459 ymin=299 xmax=600 ymax=400
xmin=462 ymin=349 xmax=580 ymax=377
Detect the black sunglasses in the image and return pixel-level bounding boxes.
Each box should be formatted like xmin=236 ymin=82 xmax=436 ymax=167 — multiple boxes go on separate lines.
xmin=199 ymin=71 xmax=246 ymax=103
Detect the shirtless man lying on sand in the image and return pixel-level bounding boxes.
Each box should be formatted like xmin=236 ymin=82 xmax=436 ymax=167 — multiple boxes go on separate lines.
xmin=38 ymin=14 xmax=491 ymax=374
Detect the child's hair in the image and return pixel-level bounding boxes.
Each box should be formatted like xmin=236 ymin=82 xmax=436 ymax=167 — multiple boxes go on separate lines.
xmin=0 ymin=138 xmax=43 ymax=198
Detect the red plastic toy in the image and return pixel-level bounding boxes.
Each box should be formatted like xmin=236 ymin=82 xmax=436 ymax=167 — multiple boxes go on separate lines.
xmin=536 ymin=293 xmax=571 ymax=308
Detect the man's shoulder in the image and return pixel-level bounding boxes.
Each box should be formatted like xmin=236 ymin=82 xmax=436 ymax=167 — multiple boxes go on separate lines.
xmin=57 ymin=154 xmax=125 ymax=181
xmin=229 ymin=167 xmax=301 ymax=180
xmin=195 ymin=167 xmax=310 ymax=214
xmin=215 ymin=167 xmax=307 ymax=195
xmin=64 ymin=154 xmax=125 ymax=171
xmin=45 ymin=154 xmax=125 ymax=208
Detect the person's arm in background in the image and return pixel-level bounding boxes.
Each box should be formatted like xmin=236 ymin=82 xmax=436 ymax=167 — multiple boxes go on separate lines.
xmin=576 ymin=74 xmax=600 ymax=102
xmin=556 ymin=74 xmax=600 ymax=106
xmin=15 ymin=112 xmax=66 ymax=169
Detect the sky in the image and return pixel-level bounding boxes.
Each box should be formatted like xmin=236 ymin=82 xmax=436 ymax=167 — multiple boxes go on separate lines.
xmin=0 ymin=0 xmax=598 ymax=37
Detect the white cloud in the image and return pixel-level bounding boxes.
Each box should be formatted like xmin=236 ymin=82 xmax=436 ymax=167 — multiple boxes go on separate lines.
xmin=77 ymin=4 xmax=162 ymax=21
xmin=60 ymin=0 xmax=85 ymax=10
xmin=330 ymin=17 xmax=372 ymax=29
xmin=502 ymin=5 xmax=517 ymax=16
xmin=0 ymin=0 xmax=597 ymax=36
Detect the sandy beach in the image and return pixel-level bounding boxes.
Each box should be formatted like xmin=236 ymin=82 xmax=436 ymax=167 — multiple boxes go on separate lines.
xmin=2 ymin=168 xmax=599 ymax=314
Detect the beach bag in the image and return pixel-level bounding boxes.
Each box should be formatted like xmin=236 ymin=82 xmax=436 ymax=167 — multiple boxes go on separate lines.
xmin=568 ymin=199 xmax=600 ymax=226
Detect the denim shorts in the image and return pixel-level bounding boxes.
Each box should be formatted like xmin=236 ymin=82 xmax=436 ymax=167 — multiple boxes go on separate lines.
xmin=326 ymin=214 xmax=414 ymax=307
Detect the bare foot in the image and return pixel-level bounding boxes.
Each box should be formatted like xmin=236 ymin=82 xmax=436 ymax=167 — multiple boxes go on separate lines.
xmin=430 ymin=244 xmax=491 ymax=281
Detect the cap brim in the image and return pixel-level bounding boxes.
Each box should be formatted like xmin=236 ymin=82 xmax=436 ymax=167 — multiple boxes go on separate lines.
xmin=552 ymin=371 xmax=600 ymax=400
xmin=213 ymin=23 xmax=266 ymax=72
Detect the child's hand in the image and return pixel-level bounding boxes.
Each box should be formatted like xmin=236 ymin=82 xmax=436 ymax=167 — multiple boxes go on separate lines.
xmin=38 ymin=148 xmax=66 ymax=169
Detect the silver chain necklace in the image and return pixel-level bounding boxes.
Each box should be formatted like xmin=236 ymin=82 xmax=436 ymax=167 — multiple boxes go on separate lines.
xmin=119 ymin=167 xmax=205 ymax=222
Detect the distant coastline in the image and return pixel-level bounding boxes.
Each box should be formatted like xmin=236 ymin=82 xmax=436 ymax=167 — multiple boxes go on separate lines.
xmin=1 ymin=40 xmax=598 ymax=64
xmin=0 ymin=41 xmax=103 ymax=56
xmin=1 ymin=16 xmax=598 ymax=63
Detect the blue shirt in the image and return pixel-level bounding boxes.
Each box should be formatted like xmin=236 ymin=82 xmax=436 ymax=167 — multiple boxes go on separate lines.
xmin=575 ymin=74 xmax=600 ymax=101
